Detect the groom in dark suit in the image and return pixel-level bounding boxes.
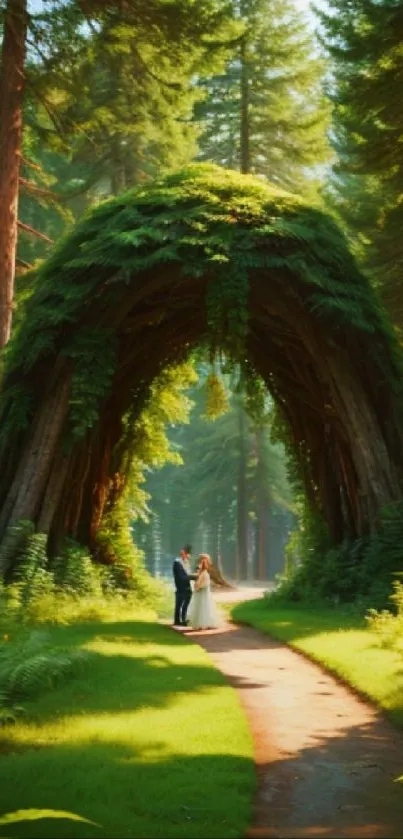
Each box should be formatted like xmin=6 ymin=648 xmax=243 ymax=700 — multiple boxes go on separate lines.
xmin=173 ymin=544 xmax=197 ymax=626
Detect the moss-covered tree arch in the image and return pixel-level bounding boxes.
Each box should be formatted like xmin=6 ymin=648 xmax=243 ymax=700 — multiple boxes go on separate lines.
xmin=1 ymin=164 xmax=403 ymax=575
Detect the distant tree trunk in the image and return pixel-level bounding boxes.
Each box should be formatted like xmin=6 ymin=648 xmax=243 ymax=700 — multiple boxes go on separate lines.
xmin=240 ymin=33 xmax=250 ymax=175
xmin=236 ymin=400 xmax=248 ymax=580
xmin=152 ymin=514 xmax=161 ymax=577
xmin=238 ymin=10 xmax=251 ymax=580
xmin=255 ymin=425 xmax=270 ymax=580
xmin=215 ymin=518 xmax=224 ymax=575
xmin=0 ymin=0 xmax=28 ymax=347
xmin=111 ymin=138 xmax=127 ymax=195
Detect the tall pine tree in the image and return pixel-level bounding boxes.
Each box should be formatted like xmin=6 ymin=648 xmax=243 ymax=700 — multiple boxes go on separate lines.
xmin=196 ymin=0 xmax=330 ymax=194
xmin=0 ymin=0 xmax=238 ymax=343
xmin=319 ymin=0 xmax=403 ymax=329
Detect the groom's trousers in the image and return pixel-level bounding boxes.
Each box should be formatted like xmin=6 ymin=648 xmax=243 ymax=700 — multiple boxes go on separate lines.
xmin=175 ymin=588 xmax=192 ymax=625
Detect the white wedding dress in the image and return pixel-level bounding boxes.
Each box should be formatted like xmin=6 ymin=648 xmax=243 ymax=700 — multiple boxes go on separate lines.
xmin=189 ymin=570 xmax=221 ymax=630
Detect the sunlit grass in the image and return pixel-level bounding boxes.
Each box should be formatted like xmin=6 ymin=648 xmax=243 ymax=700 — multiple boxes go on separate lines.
xmin=231 ymin=598 xmax=403 ymax=728
xmin=0 ymin=618 xmax=254 ymax=838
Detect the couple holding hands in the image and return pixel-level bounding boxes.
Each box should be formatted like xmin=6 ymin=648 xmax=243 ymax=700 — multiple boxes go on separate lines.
xmin=172 ymin=544 xmax=221 ymax=630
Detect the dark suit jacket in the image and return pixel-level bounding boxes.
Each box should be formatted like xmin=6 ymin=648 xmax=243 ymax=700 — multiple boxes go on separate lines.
xmin=173 ymin=558 xmax=196 ymax=592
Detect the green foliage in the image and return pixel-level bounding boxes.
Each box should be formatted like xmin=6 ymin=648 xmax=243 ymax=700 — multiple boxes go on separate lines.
xmin=17 ymin=119 xmax=75 ymax=268
xmin=242 ymin=366 xmax=270 ymax=425
xmin=16 ymin=586 xmax=160 ymax=627
xmin=16 ymin=0 xmax=239 ymax=269
xmin=14 ymin=532 xmax=48 ymax=583
xmin=197 ymin=0 xmax=330 ymax=195
xmin=0 ymin=521 xmax=35 ymax=581
xmin=0 ymin=384 xmax=32 ymax=441
xmin=274 ymin=507 xmax=331 ymax=604
xmin=207 ymin=264 xmax=250 ymax=357
xmin=3 ymin=163 xmax=399 ymax=461
xmin=116 ymin=359 xmax=198 ymax=538
xmin=64 ymin=329 xmax=117 ymax=442
xmin=11 ymin=532 xmax=55 ymax=610
xmin=318 ymin=0 xmax=403 ymax=329
xmin=52 ymin=542 xmax=103 ymax=597
xmin=204 ymin=371 xmax=230 ymax=419
xmin=97 ymin=502 xmax=158 ymax=596
xmin=366 ymin=582 xmax=403 ymax=650
xmin=0 ymin=516 xmax=164 ymax=625
xmin=275 ymin=501 xmax=403 ymax=607
xmin=0 ymin=629 xmax=88 ymax=721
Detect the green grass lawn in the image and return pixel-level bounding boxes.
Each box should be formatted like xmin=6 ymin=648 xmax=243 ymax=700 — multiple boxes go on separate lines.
xmin=231 ymin=598 xmax=403 ymax=728
xmin=0 ymin=616 xmax=254 ymax=839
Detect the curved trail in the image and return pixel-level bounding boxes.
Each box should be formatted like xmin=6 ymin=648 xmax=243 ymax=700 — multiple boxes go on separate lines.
xmin=178 ymin=589 xmax=403 ymax=839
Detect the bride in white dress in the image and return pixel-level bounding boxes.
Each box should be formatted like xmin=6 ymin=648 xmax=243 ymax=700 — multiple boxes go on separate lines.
xmin=189 ymin=554 xmax=221 ymax=630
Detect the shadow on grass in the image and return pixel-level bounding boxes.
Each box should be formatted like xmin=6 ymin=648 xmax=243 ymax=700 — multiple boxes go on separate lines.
xmin=0 ymin=749 xmax=253 ymax=839
xmin=3 ymin=622 xmax=236 ymax=723
xmin=49 ymin=620 xmax=189 ymax=647
xmin=0 ymin=619 xmax=255 ymax=838
xmin=1 ymin=720 xmax=403 ymax=838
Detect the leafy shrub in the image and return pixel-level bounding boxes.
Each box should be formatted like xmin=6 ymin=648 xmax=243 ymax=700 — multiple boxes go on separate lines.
xmin=53 ymin=541 xmax=103 ymax=597
xmin=276 ymin=501 xmax=403 ymax=608
xmin=14 ymin=532 xmax=48 ymax=584
xmin=96 ymin=503 xmax=165 ymax=605
xmin=23 ymin=589 xmax=157 ymax=626
xmin=204 ymin=372 xmax=229 ymax=419
xmin=0 ymin=515 xmax=166 ymax=721
xmin=0 ymin=520 xmax=35 ymax=583
xmin=366 ymin=581 xmax=403 ymax=649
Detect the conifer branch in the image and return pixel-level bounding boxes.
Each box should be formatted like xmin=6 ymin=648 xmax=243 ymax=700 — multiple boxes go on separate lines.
xmin=17 ymin=220 xmax=54 ymax=244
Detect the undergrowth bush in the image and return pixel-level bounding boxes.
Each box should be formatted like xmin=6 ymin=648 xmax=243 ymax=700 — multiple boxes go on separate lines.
xmin=366 ymin=581 xmax=403 ymax=650
xmin=274 ymin=501 xmax=403 ymax=609
xmin=0 ymin=522 xmax=172 ymax=723
xmin=0 ymin=521 xmax=168 ymax=627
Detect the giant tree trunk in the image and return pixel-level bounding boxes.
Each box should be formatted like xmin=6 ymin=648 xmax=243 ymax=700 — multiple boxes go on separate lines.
xmin=0 ymin=0 xmax=28 ymax=347
xmin=326 ymin=348 xmax=401 ymax=532
xmin=0 ymin=377 xmax=71 ymax=576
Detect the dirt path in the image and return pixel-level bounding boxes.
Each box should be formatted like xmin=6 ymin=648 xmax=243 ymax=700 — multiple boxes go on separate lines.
xmin=179 ymin=589 xmax=403 ymax=838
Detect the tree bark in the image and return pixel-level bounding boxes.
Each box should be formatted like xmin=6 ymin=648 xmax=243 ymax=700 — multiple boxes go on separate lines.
xmin=37 ymin=453 xmax=71 ymax=534
xmin=326 ymin=350 xmax=400 ymax=530
xmin=0 ymin=0 xmax=28 ymax=347
xmin=0 ymin=376 xmax=71 ymax=576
